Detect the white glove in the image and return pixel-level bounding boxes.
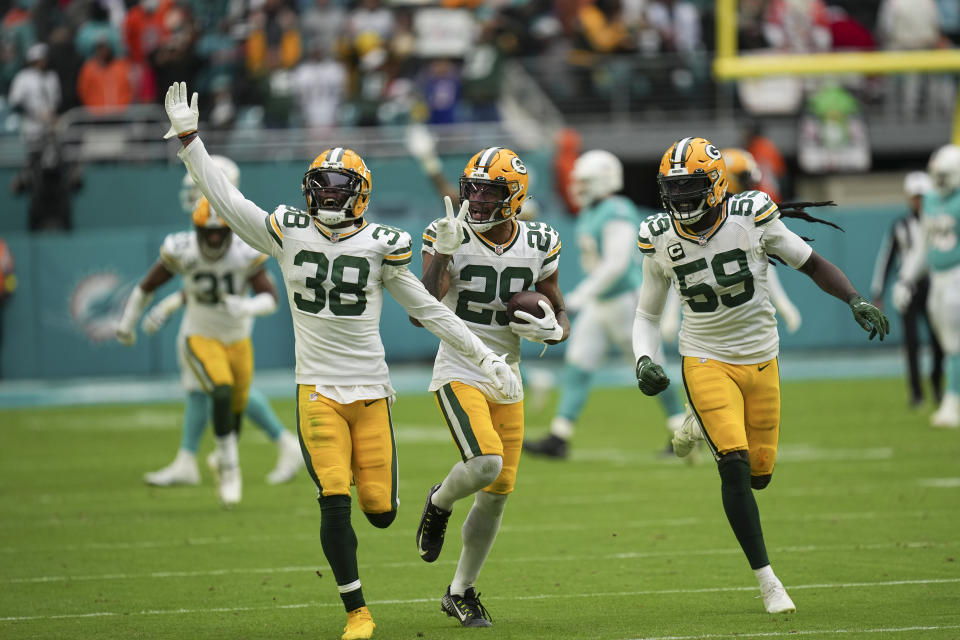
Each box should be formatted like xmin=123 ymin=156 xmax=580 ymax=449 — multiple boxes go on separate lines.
xmin=892 ymin=280 xmax=912 ymax=313
xmin=509 ymin=299 xmax=563 ymax=343
xmin=479 ymin=352 xmax=521 ymax=398
xmin=223 ymin=292 xmax=277 ymax=317
xmin=433 ymin=196 xmax=467 ymax=255
xmin=163 ymin=81 xmax=199 ymax=139
xmin=116 ymin=286 xmax=152 ymax=346
xmin=142 ymin=291 xmax=184 ymax=335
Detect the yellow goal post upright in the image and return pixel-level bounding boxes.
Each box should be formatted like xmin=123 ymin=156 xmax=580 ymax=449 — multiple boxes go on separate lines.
xmin=712 ymin=0 xmax=960 ymax=145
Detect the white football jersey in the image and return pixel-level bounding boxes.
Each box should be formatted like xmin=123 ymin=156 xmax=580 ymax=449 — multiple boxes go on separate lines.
xmin=159 ymin=231 xmax=269 ymax=344
xmin=638 ymin=190 xmax=812 ymax=364
xmin=422 ymin=218 xmax=562 ymax=402
xmin=264 ymin=206 xmax=414 ymax=387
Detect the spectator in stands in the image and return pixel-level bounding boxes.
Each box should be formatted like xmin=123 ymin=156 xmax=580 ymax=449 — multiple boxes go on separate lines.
xmin=302 ymin=0 xmax=347 ymax=60
xmin=8 ymin=43 xmax=60 ymax=157
xmin=461 ymin=19 xmax=505 ymax=122
xmin=0 ymin=0 xmax=37 ymax=94
xmin=245 ymin=0 xmax=302 ymax=76
xmin=742 ymin=121 xmax=787 ymax=202
xmin=76 ymin=39 xmax=132 ymax=112
xmin=877 ymin=0 xmax=953 ymax=119
xmin=149 ymin=3 xmax=198 ymax=102
xmin=10 ymin=130 xmax=82 ymax=232
xmin=46 ymin=25 xmax=81 ymax=112
xmin=348 ymin=0 xmax=395 ymax=44
xmin=645 ymin=0 xmax=703 ymax=54
xmin=872 ymin=171 xmax=944 ymax=409
xmin=0 ymin=237 xmax=14 ymax=379
xmin=419 ymin=58 xmax=461 ymax=125
xmin=763 ymin=0 xmax=832 ymax=53
xmin=572 ymin=0 xmax=635 ymax=55
xmin=123 ymin=0 xmax=171 ymax=102
xmin=291 ymin=40 xmax=346 ymax=130
xmin=75 ymin=2 xmax=123 ymax=60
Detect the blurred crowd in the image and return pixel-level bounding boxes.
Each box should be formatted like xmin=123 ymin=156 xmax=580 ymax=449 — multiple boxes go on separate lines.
xmin=1 ymin=0 xmax=957 ymax=136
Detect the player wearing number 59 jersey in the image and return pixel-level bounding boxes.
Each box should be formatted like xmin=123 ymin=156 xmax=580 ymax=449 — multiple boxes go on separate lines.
xmin=163 ymin=81 xmax=519 ymax=640
xmin=631 ymin=136 xmax=889 ymax=616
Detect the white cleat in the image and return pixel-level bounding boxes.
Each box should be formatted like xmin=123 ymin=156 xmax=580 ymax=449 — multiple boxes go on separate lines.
xmin=144 ymin=450 xmax=200 ymax=486
xmin=266 ymin=431 xmax=303 ymax=485
xmin=671 ymin=410 xmax=703 ymax=459
xmin=218 ymin=466 xmax=242 ymax=506
xmin=761 ymin=581 xmax=796 ymax=614
xmin=930 ymin=395 xmax=960 ymax=429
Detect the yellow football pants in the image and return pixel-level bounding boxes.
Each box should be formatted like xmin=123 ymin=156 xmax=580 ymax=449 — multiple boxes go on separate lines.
xmin=434 ymin=381 xmax=524 ymax=495
xmin=681 ymin=356 xmax=781 ymax=477
xmin=296 ymin=385 xmax=398 ymax=515
xmin=184 ymin=335 xmax=253 ymax=413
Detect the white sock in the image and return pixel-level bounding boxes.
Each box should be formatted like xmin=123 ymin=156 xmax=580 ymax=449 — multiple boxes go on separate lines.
xmin=549 ymin=416 xmax=574 ymax=440
xmin=753 ymin=564 xmax=778 ymax=586
xmin=450 ymin=492 xmax=508 ymax=595
xmin=174 ymin=449 xmax=197 ymax=464
xmin=432 ymin=455 xmax=502 ymax=512
xmin=215 ymin=432 xmax=239 ymax=469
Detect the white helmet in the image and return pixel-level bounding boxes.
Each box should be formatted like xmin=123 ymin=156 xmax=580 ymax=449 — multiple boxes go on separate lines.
xmin=927 ymin=144 xmax=960 ymax=197
xmin=903 ymin=171 xmax=932 ymax=197
xmin=571 ymin=149 xmax=623 ymax=209
xmin=179 ymin=155 xmax=241 ymax=214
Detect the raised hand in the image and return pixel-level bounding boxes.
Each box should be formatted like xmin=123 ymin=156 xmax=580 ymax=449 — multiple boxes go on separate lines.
xmin=433 ymin=196 xmax=467 ymax=255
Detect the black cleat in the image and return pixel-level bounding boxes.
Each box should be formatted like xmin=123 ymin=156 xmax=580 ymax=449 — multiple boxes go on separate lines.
xmin=523 ymin=434 xmax=568 ymax=459
xmin=441 ymin=586 xmax=493 ymax=627
xmin=416 ymin=483 xmax=450 ymax=562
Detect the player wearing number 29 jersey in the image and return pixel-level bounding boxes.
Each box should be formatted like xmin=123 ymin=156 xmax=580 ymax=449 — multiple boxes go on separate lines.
xmin=166 ymin=78 xmax=518 ymax=640
xmin=632 ymin=136 xmax=888 ymax=618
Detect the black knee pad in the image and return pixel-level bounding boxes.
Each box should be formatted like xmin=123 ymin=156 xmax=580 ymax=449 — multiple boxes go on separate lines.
xmin=717 ymin=450 xmax=750 ymax=469
xmin=751 ymin=474 xmax=772 ymax=490
xmin=364 ymin=509 xmax=396 ymax=529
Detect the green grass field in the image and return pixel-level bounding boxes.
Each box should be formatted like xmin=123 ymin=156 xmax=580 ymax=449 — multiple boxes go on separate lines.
xmin=1 ymin=378 xmax=958 ymax=640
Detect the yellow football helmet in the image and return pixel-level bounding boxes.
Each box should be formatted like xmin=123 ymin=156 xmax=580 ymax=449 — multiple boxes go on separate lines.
xmin=658 ymin=136 xmax=727 ymax=223
xmin=192 ymin=197 xmax=232 ymax=261
xmin=302 ymin=147 xmax=372 ymax=226
xmin=721 ymin=148 xmax=761 ymax=195
xmin=460 ymin=146 xmax=529 ymax=231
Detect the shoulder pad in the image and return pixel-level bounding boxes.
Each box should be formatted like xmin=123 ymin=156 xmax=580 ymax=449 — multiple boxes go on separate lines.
xmin=159 ymin=231 xmax=193 ymax=271
xmin=727 ymin=190 xmax=779 ymax=226
xmin=422 ymin=218 xmax=443 ymax=250
xmin=538 ymin=222 xmax=561 ymax=267
xmin=370 ymin=223 xmax=413 ymax=266
xmin=637 ymin=213 xmax=671 ymax=254
xmin=273 ymin=205 xmax=311 ymax=229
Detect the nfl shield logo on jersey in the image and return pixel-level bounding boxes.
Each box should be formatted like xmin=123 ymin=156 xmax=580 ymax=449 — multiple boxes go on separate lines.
xmin=495 ymin=245 xmax=504 ymax=255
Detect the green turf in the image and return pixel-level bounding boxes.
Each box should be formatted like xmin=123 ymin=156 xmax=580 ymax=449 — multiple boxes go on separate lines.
xmin=1 ymin=378 xmax=958 ymax=640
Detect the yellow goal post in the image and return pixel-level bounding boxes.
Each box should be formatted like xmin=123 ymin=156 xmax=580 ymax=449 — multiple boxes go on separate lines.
xmin=713 ymin=0 xmax=960 ymax=144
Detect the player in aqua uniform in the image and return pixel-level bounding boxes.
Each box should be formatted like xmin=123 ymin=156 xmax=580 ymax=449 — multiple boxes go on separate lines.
xmin=898 ymin=144 xmax=960 ymax=428
xmin=524 ymin=150 xmax=684 ymax=459
xmin=633 ymin=136 xmax=888 ymax=614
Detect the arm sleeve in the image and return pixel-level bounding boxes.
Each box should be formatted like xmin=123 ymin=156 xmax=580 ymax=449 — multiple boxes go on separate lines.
xmin=178 ymin=139 xmax=276 ymax=257
xmin=899 ymin=221 xmax=929 ymax=285
xmin=567 ymin=219 xmax=636 ymax=302
xmin=632 ymin=257 xmax=671 ymax=363
xmin=382 ymin=265 xmax=492 ymax=364
xmin=760 ymin=219 xmax=814 ymax=269
xmin=870 ymin=224 xmax=898 ymax=300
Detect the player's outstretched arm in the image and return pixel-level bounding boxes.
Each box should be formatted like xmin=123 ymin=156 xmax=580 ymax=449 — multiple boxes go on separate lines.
xmin=384 ymin=265 xmax=521 ymax=397
xmin=117 ymin=262 xmax=174 ymax=345
xmin=163 ymin=82 xmax=275 ymax=256
xmin=798 ymin=251 xmax=890 ymax=341
xmin=632 ymin=258 xmax=671 ymax=395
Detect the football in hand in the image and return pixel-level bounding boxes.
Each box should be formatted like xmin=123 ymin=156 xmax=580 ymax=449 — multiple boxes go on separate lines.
xmin=507 ymin=290 xmax=552 ymax=324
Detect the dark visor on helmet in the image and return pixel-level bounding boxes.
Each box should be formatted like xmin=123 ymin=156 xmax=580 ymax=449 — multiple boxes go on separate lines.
xmin=305 ymin=170 xmax=360 ymax=210
xmin=659 ymin=174 xmax=711 ymax=199
xmin=460 ymin=180 xmax=510 ymax=203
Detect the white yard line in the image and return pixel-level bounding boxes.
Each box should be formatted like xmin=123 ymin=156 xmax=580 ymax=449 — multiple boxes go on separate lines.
xmin=2 ymin=578 xmax=958 ymax=623
xmin=627 ymin=625 xmax=960 ymax=640
xmin=3 ymin=541 xmax=953 ymax=584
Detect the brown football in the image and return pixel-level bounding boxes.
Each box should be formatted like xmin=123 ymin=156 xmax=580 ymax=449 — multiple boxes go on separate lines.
xmin=507 ymin=290 xmax=552 ymax=324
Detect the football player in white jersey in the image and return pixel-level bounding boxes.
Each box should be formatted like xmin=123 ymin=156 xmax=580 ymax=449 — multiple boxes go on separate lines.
xmin=117 ymin=195 xmax=279 ymax=507
xmin=413 ymin=146 xmax=569 ymax=627
xmin=632 ymin=137 xmax=888 ymax=614
xmin=163 ymin=81 xmax=519 ymax=640
xmin=131 ymin=158 xmax=302 ymax=490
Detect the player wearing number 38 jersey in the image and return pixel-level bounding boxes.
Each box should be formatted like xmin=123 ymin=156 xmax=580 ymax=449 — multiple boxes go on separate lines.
xmin=632 ymin=136 xmax=889 ymax=616
xmin=163 ymin=81 xmax=519 ymax=640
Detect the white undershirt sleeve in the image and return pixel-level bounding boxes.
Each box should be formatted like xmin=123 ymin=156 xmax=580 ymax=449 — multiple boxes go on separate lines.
xmin=632 ymin=257 xmax=671 ymax=363
xmin=382 ymin=265 xmax=492 ymax=364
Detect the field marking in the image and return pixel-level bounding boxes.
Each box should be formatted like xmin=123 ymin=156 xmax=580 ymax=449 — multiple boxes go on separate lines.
xmin=2 ymin=578 xmax=959 ymax=623
xmin=3 ymin=540 xmax=953 ymax=584
xmin=917 ymin=478 xmax=960 ymax=488
xmin=628 ymin=625 xmax=960 ymax=640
